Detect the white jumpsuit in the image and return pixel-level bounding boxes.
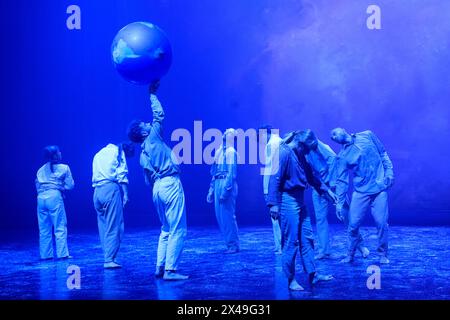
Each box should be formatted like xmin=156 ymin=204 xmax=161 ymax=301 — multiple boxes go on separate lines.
xmin=209 ymin=146 xmax=239 ymax=250
xmin=36 ymin=163 xmax=74 ymax=259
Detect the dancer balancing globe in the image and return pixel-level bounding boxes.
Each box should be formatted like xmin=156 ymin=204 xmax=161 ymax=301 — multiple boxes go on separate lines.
xmin=111 ymin=21 xmax=172 ymax=85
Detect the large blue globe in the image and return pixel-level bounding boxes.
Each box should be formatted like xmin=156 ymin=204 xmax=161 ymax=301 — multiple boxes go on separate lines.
xmin=111 ymin=22 xmax=172 ymax=85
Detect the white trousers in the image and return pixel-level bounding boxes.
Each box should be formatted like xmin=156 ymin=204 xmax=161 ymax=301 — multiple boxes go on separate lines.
xmin=37 ymin=189 xmax=69 ymax=259
xmin=153 ymin=176 xmax=187 ymax=271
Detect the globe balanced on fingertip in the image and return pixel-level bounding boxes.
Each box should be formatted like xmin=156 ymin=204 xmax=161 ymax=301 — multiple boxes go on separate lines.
xmin=111 ymin=21 xmax=172 ymax=85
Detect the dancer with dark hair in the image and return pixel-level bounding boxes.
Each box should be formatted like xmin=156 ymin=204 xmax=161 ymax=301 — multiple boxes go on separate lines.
xmin=266 ymin=132 xmax=335 ymax=290
xmin=298 ymin=129 xmax=370 ymax=260
xmin=35 ymin=145 xmax=74 ymax=260
xmin=127 ymin=81 xmax=188 ymax=281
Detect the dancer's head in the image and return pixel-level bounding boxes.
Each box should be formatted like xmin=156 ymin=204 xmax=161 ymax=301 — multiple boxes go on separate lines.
xmin=223 ymin=128 xmax=237 ymax=147
xmin=298 ymin=129 xmax=318 ymax=152
xmin=44 ymin=145 xmax=61 ymax=172
xmin=283 ymin=131 xmax=307 ymax=155
xmin=330 ymin=127 xmax=350 ymax=144
xmin=127 ymin=120 xmax=151 ymax=143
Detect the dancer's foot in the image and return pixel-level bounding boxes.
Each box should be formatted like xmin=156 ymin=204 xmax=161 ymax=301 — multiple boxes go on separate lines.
xmin=358 ymin=246 xmax=370 ymax=258
xmin=340 ymin=255 xmax=354 ymax=263
xmin=379 ymin=256 xmax=390 ymax=264
xmin=40 ymin=257 xmax=53 ymax=261
xmin=163 ymin=270 xmax=189 ymax=281
xmin=225 ymin=247 xmax=240 ymax=254
xmin=288 ymin=279 xmax=304 ymax=291
xmin=154 ymin=266 xmax=164 ymax=278
xmin=314 ymin=253 xmax=330 ymax=260
xmin=309 ymin=272 xmax=334 ymax=285
xmin=104 ymin=262 xmax=122 ymax=269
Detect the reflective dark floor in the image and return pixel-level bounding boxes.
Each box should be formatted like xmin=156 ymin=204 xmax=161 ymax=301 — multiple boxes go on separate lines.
xmin=0 ymin=225 xmax=449 ymax=300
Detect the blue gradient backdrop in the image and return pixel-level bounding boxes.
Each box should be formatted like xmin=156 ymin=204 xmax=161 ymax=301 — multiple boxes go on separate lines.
xmin=0 ymin=0 xmax=449 ymax=234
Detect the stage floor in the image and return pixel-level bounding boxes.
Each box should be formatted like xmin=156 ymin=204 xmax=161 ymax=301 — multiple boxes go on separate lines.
xmin=0 ymin=225 xmax=449 ymax=300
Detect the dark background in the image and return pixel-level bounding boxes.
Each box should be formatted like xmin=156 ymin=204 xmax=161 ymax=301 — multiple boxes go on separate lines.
xmin=0 ymin=0 xmax=449 ymax=235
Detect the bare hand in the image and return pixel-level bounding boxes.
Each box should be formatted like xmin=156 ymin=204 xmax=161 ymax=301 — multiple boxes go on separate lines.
xmin=336 ymin=208 xmax=343 ymax=222
xmin=270 ymin=205 xmax=280 ymax=220
xmin=123 ymin=194 xmax=129 ymax=208
xmin=384 ymin=176 xmax=394 ymax=188
xmin=326 ymin=189 xmax=338 ymax=204
xmin=220 ymin=190 xmax=231 ymax=203
xmin=206 ymin=192 xmax=214 ymax=204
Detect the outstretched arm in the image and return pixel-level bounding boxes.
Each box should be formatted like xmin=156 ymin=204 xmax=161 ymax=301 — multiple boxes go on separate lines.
xmin=149 ymin=81 xmax=165 ymax=137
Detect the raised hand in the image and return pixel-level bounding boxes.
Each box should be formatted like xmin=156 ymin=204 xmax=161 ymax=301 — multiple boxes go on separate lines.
xmin=384 ymin=175 xmax=394 ymax=188
xmin=149 ymin=80 xmax=160 ymax=94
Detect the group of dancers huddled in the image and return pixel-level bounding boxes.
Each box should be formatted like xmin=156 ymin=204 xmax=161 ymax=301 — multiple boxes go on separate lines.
xmin=35 ymin=81 xmax=394 ymax=289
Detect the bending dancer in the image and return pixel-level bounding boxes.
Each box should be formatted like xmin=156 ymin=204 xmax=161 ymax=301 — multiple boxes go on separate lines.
xmin=36 ymin=145 xmax=74 ymax=260
xmin=331 ymin=128 xmax=394 ymax=264
xmin=260 ymin=125 xmax=282 ymax=255
xmin=92 ymin=142 xmax=134 ymax=269
xmin=298 ymin=129 xmax=369 ymax=260
xmin=266 ymin=131 xmax=335 ymax=291
xmin=207 ymin=128 xmax=240 ymax=254
xmin=127 ymin=81 xmax=188 ymax=280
